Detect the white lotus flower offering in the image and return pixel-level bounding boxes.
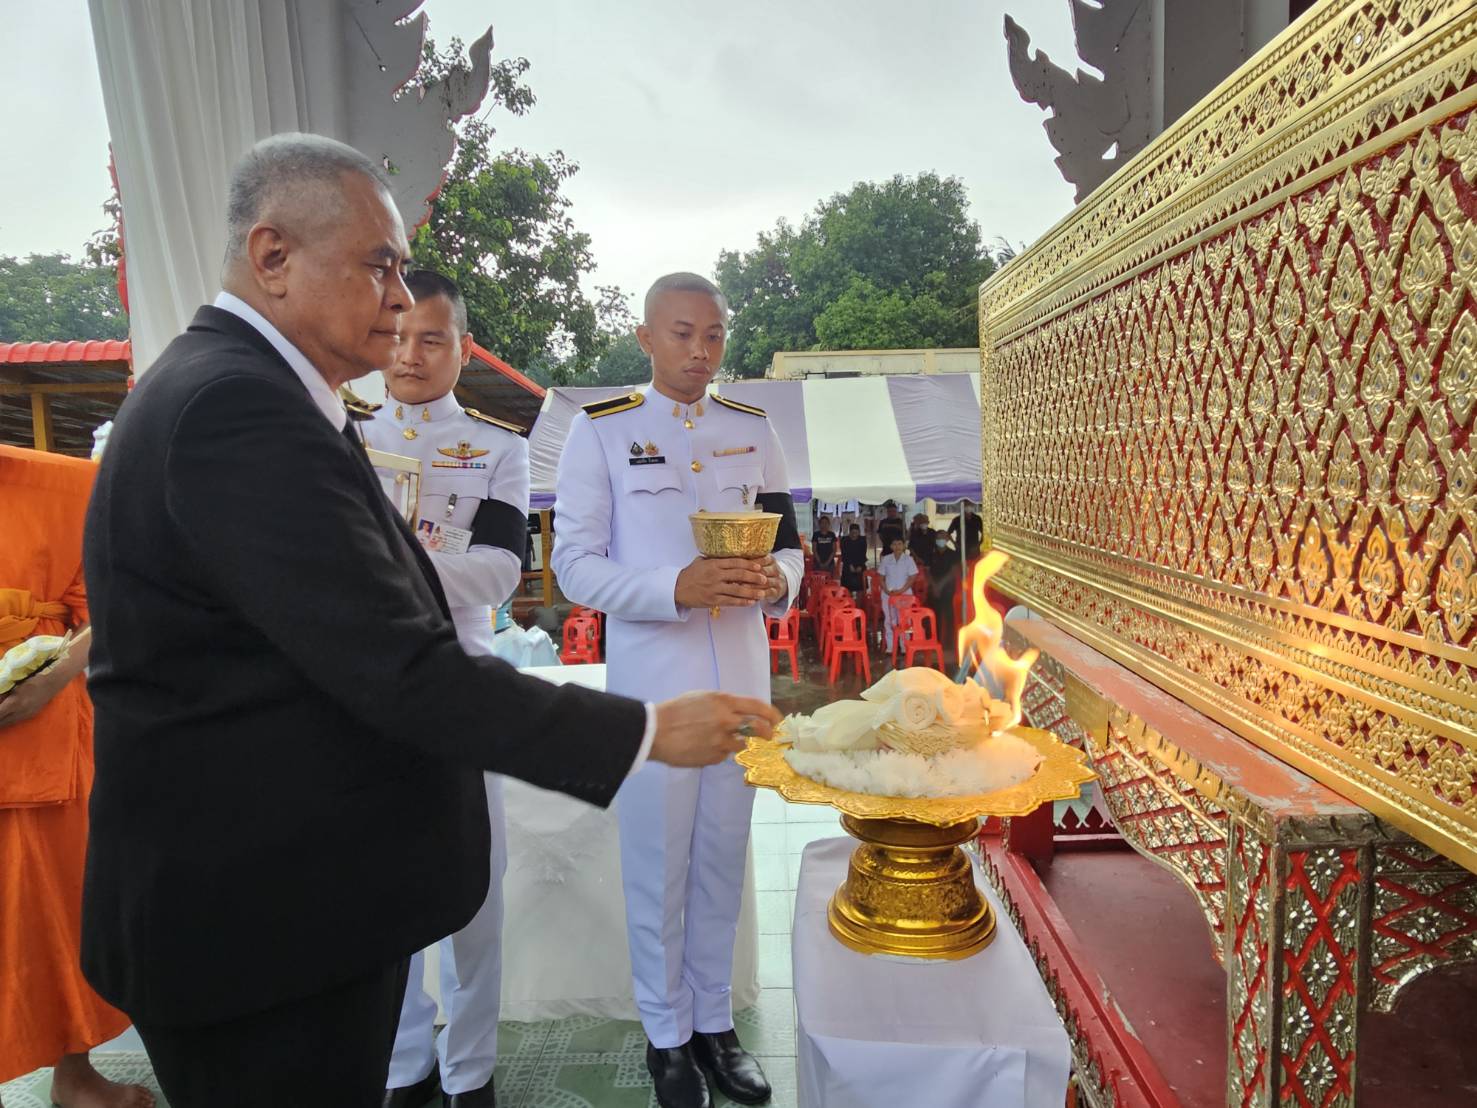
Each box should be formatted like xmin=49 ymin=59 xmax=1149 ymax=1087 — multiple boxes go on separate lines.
xmin=0 ymin=635 xmax=67 ymax=697
xmin=782 ymin=667 xmax=1044 ymax=798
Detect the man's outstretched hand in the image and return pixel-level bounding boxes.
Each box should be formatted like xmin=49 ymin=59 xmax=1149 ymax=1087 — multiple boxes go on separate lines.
xmin=650 ymin=691 xmax=781 ymax=767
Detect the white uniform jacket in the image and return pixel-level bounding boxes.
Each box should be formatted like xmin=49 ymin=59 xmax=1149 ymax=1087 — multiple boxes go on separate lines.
xmin=361 ymin=390 xmax=530 ymax=657
xmin=552 ymin=385 xmax=803 ymax=701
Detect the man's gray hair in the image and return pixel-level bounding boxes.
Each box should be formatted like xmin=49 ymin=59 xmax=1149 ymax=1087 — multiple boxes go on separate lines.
xmin=643 ymin=272 xmax=729 ymax=322
xmin=224 ymin=132 xmax=392 ymax=265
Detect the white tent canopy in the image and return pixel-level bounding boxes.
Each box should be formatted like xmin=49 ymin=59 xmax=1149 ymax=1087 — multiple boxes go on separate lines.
xmin=528 ymin=375 xmax=982 ymax=509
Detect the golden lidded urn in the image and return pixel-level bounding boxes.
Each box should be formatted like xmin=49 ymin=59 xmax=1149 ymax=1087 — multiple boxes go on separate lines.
xmin=737 ymin=728 xmax=1094 ymax=959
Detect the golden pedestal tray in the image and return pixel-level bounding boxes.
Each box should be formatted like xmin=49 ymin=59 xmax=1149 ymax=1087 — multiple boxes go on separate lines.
xmin=737 ymin=727 xmax=1094 ymax=960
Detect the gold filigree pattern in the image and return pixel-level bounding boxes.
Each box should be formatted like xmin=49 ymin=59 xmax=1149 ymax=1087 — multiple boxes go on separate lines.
xmin=981 ymin=38 xmax=1477 ymax=866
xmin=1094 ymin=718 xmax=1230 ymax=959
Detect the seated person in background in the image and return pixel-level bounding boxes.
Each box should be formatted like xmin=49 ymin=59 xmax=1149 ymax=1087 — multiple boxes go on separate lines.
xmin=840 ymin=523 xmax=868 ymax=595
xmin=812 ymin=514 xmax=838 ymax=576
xmin=879 ymin=536 xmax=919 ymax=652
xmin=907 ymin=513 xmax=933 ymax=565
xmin=876 ymin=502 xmax=906 ymax=560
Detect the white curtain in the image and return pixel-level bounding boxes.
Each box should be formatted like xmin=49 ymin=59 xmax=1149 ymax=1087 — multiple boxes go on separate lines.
xmin=88 ymin=0 xmax=490 ymax=374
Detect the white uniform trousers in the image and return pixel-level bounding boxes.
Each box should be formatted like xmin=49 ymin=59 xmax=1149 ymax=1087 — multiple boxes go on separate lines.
xmin=387 ymin=774 xmax=507 ymax=1094
xmin=617 ymin=755 xmax=756 ymax=1049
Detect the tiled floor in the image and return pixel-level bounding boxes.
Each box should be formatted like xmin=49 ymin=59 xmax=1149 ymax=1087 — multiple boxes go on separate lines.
xmin=0 ymin=790 xmax=845 ymax=1108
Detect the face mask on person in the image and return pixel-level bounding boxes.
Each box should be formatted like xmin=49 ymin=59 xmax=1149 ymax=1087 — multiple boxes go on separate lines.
xmin=935 ymin=538 xmax=948 ymax=549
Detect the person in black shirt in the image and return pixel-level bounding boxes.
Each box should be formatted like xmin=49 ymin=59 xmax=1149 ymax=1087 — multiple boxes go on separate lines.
xmin=907 ymin=513 xmax=933 ymax=565
xmin=811 ymin=514 xmax=839 ymax=576
xmin=926 ymin=530 xmax=964 ymax=657
xmin=948 ymin=506 xmax=985 ymax=558
xmin=840 ymin=523 xmax=868 ymax=595
xmin=876 ymin=503 xmax=906 ymax=562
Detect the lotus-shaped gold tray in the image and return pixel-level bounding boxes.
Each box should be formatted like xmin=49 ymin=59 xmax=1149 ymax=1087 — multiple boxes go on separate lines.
xmin=738 ymin=726 xmax=1095 ymax=959
xmin=737 ymin=725 xmax=1094 ymax=826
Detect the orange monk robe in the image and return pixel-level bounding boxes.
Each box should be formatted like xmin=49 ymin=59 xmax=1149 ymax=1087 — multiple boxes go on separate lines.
xmin=0 ymin=445 xmax=129 ymax=1082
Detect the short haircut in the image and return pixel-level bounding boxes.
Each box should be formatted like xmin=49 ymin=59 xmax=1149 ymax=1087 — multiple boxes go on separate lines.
xmin=224 ymin=132 xmax=392 ymax=265
xmin=405 ymin=269 xmax=469 ymax=335
xmin=644 ymin=271 xmax=728 ymax=321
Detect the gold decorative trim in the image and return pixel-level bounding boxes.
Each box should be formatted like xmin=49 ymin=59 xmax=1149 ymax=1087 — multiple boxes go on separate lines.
xmin=981 ymin=0 xmax=1477 ymax=872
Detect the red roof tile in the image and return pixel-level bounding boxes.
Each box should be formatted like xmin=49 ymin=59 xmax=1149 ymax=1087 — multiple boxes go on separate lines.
xmin=469 ymin=342 xmax=544 ymax=398
xmin=0 ymin=340 xmax=132 ymax=365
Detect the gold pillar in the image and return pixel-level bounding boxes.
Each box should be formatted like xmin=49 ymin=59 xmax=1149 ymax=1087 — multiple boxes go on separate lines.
xmin=539 ymin=508 xmax=554 ymax=607
xmin=30 ymin=392 xmax=54 ymax=452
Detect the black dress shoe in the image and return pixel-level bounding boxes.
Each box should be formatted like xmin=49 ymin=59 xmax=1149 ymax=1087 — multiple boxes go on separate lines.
xmin=443 ymin=1074 xmax=495 ymax=1107
xmin=383 ymin=1064 xmax=441 ymax=1108
xmin=645 ymin=1039 xmax=712 ymax=1108
xmin=691 ymin=1029 xmax=771 ymax=1105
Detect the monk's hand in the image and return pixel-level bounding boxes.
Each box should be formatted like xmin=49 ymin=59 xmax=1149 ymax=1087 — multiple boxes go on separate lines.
xmin=649 ymin=692 xmax=781 ymax=768
xmin=675 ymin=557 xmax=768 ymax=609
xmin=759 ymin=555 xmax=787 ymax=604
xmin=0 ymin=667 xmax=69 ymax=729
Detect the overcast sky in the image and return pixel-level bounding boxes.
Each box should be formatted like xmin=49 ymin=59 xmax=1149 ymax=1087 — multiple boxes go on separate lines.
xmin=2 ymin=0 xmax=1082 ymax=311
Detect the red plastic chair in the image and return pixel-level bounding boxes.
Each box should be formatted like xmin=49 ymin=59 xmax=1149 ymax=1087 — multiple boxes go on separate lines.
xmin=887 ymin=594 xmax=921 ymax=665
xmin=912 ymin=563 xmax=930 ymax=602
xmin=559 ymin=615 xmax=601 ymax=664
xmin=767 ymin=606 xmax=801 ymax=682
xmin=863 ymin=574 xmax=885 ymax=646
xmin=827 ymin=608 xmax=871 ymax=685
xmin=819 ymin=586 xmax=852 ymax=652
xmin=820 ymin=600 xmax=857 ymax=668
xmin=901 ymin=607 xmax=945 ymax=671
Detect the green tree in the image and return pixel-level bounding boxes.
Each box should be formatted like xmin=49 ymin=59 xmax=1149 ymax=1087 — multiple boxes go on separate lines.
xmin=0 ymin=253 xmax=128 ymax=342
xmin=411 ymin=40 xmax=630 ymax=382
xmin=523 ymin=331 xmax=651 ymax=388
xmin=715 ymin=173 xmax=997 ymax=377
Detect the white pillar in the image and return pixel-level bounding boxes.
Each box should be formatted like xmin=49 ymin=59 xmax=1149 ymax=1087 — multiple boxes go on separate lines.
xmin=88 ymin=0 xmax=491 ymax=374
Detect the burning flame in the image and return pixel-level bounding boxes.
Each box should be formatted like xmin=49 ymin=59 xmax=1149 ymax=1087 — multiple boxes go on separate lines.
xmin=957 ymin=552 xmax=1039 ymax=733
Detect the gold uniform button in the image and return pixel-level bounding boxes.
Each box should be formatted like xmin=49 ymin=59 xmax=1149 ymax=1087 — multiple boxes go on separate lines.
xmin=691 ymin=461 xmax=703 ymax=473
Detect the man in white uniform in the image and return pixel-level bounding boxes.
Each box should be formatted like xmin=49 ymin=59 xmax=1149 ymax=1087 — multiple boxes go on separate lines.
xmin=879 ymin=536 xmax=919 ymax=652
xmin=361 ymin=271 xmax=527 ymax=1108
xmin=553 ymin=273 xmax=803 ymax=1108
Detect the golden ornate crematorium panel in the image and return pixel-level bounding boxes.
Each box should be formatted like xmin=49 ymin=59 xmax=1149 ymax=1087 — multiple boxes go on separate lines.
xmin=979 ymin=0 xmax=1477 ymax=872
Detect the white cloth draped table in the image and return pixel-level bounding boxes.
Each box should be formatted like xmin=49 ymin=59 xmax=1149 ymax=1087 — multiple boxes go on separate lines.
xmin=793 ymin=837 xmax=1070 ymax=1108
xmin=493 ymin=663 xmax=760 ymax=1022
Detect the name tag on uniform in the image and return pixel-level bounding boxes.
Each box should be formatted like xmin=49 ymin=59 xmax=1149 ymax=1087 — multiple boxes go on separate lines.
xmin=629 ymin=456 xmax=667 ymax=466
xmin=415 ymin=519 xmax=473 ymax=554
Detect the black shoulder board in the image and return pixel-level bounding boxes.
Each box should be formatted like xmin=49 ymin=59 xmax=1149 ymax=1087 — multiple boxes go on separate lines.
xmin=711 ymin=393 xmax=766 ymax=418
xmin=583 ymin=392 xmax=646 ymax=419
xmin=338 ymin=386 xmax=382 ymax=422
xmin=464 ymin=408 xmax=528 ymax=437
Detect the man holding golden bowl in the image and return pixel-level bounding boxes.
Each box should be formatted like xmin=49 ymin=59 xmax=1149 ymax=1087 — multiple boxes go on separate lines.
xmin=553 ymin=272 xmax=802 ymax=1108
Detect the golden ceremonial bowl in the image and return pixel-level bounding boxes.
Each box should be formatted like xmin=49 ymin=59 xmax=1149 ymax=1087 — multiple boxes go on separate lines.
xmin=738 ymin=727 xmax=1094 ymax=960
xmin=689 ymin=511 xmax=781 ymax=558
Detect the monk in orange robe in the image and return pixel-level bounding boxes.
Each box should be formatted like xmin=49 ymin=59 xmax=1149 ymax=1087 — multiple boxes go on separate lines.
xmin=0 ymin=445 xmax=152 ymax=1108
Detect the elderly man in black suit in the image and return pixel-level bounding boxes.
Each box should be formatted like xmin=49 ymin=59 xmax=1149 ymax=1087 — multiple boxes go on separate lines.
xmin=80 ymin=133 xmax=778 ymax=1108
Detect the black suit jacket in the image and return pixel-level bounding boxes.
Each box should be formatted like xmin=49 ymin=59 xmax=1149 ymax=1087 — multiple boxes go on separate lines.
xmin=82 ymin=306 xmax=646 ymax=1027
